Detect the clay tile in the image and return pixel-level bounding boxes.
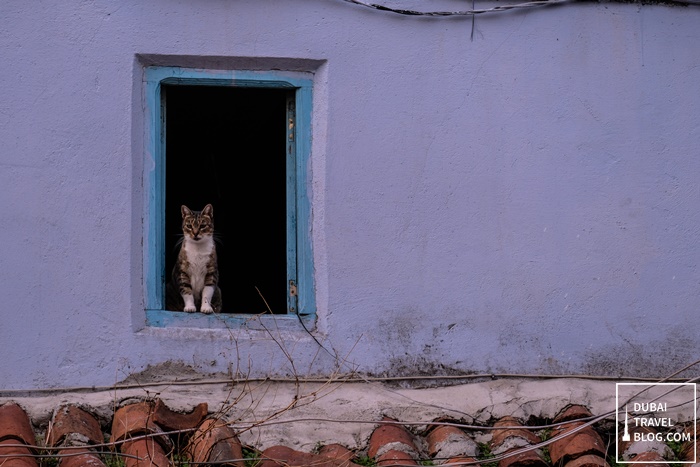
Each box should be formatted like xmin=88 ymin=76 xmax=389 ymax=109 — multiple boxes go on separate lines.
xmin=0 ymin=439 xmax=38 ymax=467
xmin=490 ymin=417 xmax=540 ymax=452
xmin=618 ymin=425 xmax=672 ymax=460
xmin=367 ymin=417 xmax=418 ymax=459
xmin=319 ymin=443 xmax=356 ymax=463
xmin=679 ymin=424 xmax=697 ymax=461
xmin=445 ymin=456 xmax=478 ymax=466
xmin=497 ymin=447 xmax=547 ymax=467
xmin=261 ymin=445 xmax=362 ymax=467
xmin=426 ymin=425 xmax=479 ymax=459
xmin=564 ymin=454 xmax=611 ymax=467
xmin=56 ymin=448 xmax=107 ymax=467
xmin=260 ymin=446 xmax=314 ymax=467
xmin=494 ymin=417 xmax=522 ymax=429
xmin=553 ymin=405 xmax=593 ymax=424
xmin=121 ymin=438 xmax=172 ymax=467
xmin=187 ymin=418 xmax=242 ymax=466
xmin=631 ymin=451 xmax=668 ymax=466
xmin=152 ymin=400 xmax=208 ymax=432
xmin=376 ymin=448 xmax=418 ymax=466
xmin=260 ymin=446 xmax=311 ymax=467
xmin=679 ymin=438 xmax=697 ymax=462
xmin=0 ymin=458 xmax=38 ymax=467
xmin=48 ymin=405 xmax=103 ymax=447
xmin=110 ymin=401 xmax=172 ymax=451
xmin=489 ymin=418 xmax=547 ymax=467
xmin=618 ymin=425 xmax=655 ymax=455
xmin=548 ymin=421 xmax=606 ymax=465
xmin=424 ymin=417 xmax=460 ymax=435
xmin=0 ymin=403 xmax=37 ymax=447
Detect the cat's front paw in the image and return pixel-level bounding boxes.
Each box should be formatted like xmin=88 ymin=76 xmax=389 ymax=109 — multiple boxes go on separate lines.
xmin=200 ymin=304 xmax=214 ymax=314
xmin=184 ymin=305 xmax=197 ymax=313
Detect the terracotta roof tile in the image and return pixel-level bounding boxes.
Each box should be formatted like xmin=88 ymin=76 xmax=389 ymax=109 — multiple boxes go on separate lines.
xmin=0 ymin=403 xmax=38 ymax=467
xmin=111 ymin=401 xmax=172 ymax=451
xmin=55 ymin=448 xmax=107 ymax=467
xmin=152 ymin=400 xmax=208 ymax=432
xmin=0 ymin=403 xmax=37 ymax=447
xmin=318 ymin=443 xmax=356 ymax=464
xmin=426 ymin=424 xmax=479 ymax=460
xmin=367 ymin=417 xmax=419 ymax=460
xmin=0 ymin=396 xmax=693 ymax=467
xmin=46 ymin=405 xmax=107 ymax=467
xmin=549 ymin=420 xmax=606 ymax=465
xmin=186 ymin=417 xmax=243 ymax=466
xmin=260 ymin=445 xmax=362 ymax=467
xmin=631 ymin=450 xmax=669 ymax=466
xmin=564 ymin=454 xmax=611 ymax=467
xmin=553 ymin=405 xmax=595 ymax=424
xmin=490 ymin=416 xmax=542 ymax=451
xmin=679 ymin=424 xmax=697 ymax=461
xmin=121 ymin=438 xmax=172 ymax=467
xmin=48 ymin=405 xmax=103 ymax=447
xmin=0 ymin=439 xmax=38 ymax=467
xmin=376 ymin=448 xmax=419 ymax=466
xmin=618 ymin=425 xmax=673 ymax=460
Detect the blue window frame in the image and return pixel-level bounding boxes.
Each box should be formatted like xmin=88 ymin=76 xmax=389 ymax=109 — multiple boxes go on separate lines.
xmin=142 ymin=66 xmax=315 ymax=326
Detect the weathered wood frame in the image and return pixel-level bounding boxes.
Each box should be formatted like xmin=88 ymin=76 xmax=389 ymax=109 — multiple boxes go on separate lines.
xmin=142 ymin=66 xmax=315 ymax=327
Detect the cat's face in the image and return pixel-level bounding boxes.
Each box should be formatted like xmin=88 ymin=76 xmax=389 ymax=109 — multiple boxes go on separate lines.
xmin=181 ymin=204 xmax=214 ymax=241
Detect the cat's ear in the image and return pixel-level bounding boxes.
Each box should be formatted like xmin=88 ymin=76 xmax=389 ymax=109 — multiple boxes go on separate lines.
xmin=181 ymin=205 xmax=192 ymax=218
xmin=202 ymin=204 xmax=213 ymax=217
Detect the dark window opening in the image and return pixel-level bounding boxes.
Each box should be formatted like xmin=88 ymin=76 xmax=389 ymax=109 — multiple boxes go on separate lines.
xmin=163 ymin=85 xmax=290 ymax=314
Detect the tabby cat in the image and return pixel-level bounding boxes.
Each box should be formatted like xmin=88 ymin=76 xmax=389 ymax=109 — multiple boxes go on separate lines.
xmin=166 ymin=204 xmax=222 ymax=314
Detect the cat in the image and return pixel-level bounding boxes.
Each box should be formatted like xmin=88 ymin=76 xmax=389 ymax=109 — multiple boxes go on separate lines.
xmin=166 ymin=203 xmax=222 ymax=314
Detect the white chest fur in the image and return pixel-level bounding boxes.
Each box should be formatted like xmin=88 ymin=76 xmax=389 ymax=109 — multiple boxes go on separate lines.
xmin=182 ymin=236 xmax=214 ymax=299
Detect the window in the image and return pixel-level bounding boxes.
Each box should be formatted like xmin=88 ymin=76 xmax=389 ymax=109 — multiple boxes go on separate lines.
xmin=142 ymin=66 xmax=315 ymax=325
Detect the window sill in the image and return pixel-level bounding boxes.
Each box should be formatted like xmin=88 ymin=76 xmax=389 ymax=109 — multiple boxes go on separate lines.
xmin=145 ymin=309 xmax=316 ymax=332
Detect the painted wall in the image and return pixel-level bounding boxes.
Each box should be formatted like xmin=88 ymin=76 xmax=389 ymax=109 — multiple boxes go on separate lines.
xmin=1 ymin=0 xmax=699 ymax=389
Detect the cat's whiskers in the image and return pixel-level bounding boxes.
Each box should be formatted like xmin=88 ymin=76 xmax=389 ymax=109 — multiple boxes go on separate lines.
xmin=212 ymin=232 xmax=224 ymax=246
xmin=173 ymin=234 xmax=185 ymax=250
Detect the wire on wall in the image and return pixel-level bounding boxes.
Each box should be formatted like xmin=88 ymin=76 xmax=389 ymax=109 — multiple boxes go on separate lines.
xmin=338 ymin=0 xmax=700 ymax=16
xmin=339 ymin=0 xmax=570 ymax=16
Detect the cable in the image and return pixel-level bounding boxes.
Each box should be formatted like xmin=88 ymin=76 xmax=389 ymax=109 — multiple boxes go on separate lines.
xmin=338 ymin=0 xmax=699 ymax=16
xmin=339 ymin=0 xmax=571 ymax=16
xmin=0 ymin=372 xmax=693 ymax=396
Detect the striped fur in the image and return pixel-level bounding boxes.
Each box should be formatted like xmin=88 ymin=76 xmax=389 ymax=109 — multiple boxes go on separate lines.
xmin=165 ymin=204 xmax=222 ymax=313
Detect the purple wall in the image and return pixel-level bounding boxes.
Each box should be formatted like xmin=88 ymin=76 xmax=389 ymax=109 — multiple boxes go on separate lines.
xmin=1 ymin=0 xmax=699 ymax=389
